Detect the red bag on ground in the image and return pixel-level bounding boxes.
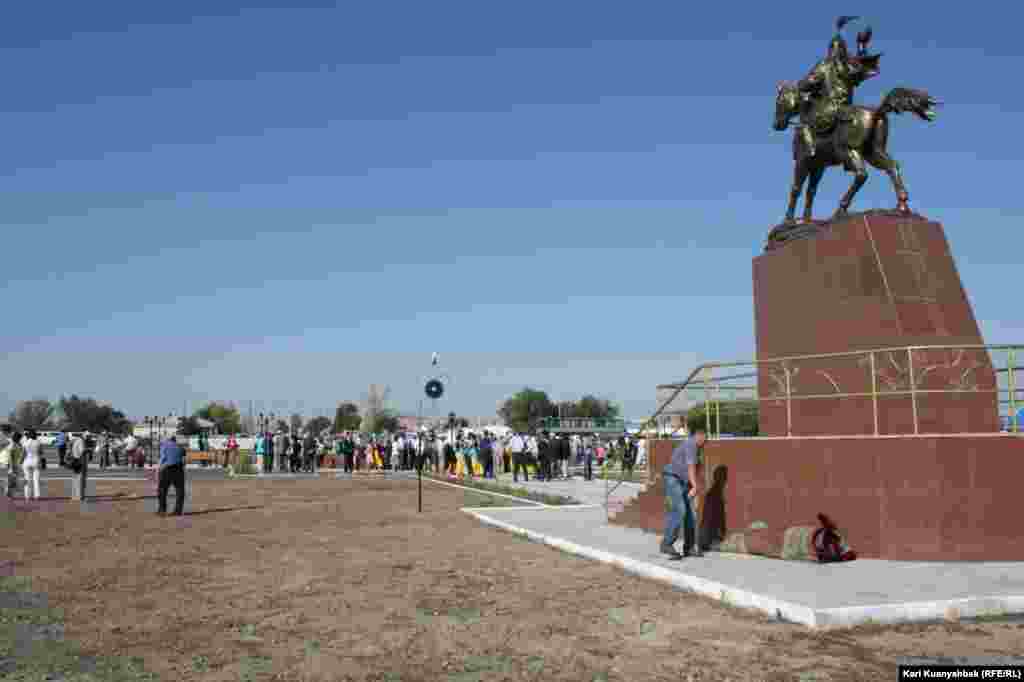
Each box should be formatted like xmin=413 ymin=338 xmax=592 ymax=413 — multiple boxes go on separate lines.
xmin=813 ymin=513 xmax=857 ymax=563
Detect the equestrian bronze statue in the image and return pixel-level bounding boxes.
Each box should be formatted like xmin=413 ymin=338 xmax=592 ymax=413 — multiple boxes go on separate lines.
xmin=773 ymin=17 xmax=939 ymax=224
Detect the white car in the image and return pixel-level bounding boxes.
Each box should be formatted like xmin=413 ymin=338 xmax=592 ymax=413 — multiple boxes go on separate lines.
xmin=37 ymin=431 xmax=60 ymax=447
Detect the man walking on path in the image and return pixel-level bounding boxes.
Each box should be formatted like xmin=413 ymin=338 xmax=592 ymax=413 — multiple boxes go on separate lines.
xmin=660 ymin=429 xmax=706 ymax=560
xmin=157 ymin=435 xmax=186 ymax=516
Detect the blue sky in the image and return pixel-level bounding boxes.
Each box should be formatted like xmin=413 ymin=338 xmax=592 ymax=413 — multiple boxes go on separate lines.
xmin=2 ymin=2 xmax=1022 ymax=421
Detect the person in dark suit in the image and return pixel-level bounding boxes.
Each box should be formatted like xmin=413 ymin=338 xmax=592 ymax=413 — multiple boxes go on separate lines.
xmin=291 ymin=434 xmax=301 ymax=472
xmin=622 ymin=437 xmax=638 ymax=478
xmin=536 ymin=432 xmax=552 ymax=481
xmin=302 ymin=433 xmax=316 ymax=472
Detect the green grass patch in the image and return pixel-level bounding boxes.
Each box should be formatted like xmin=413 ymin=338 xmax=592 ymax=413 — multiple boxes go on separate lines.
xmin=0 ymin=575 xmax=161 ymax=681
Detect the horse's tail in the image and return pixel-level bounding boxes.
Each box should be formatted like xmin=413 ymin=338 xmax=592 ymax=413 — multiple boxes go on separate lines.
xmin=879 ymin=87 xmax=939 ymax=122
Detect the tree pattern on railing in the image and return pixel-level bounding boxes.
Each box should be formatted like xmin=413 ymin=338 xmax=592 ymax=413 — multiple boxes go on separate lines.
xmin=914 ymin=349 xmax=986 ymax=392
xmin=766 ymin=360 xmax=798 ymax=403
xmin=871 ymin=349 xmax=986 ymax=393
xmin=761 ymin=349 xmax=990 ymax=401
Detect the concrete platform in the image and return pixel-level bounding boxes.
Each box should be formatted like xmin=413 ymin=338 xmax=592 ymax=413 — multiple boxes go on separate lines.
xmin=465 ymin=505 xmax=1024 ymax=629
xmin=491 ymin=473 xmax=644 ymax=507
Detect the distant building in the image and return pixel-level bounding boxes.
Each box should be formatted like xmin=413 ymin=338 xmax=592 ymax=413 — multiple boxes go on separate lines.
xmin=397 ymin=415 xmax=504 ymax=432
xmin=132 ymin=416 xmax=180 ymax=439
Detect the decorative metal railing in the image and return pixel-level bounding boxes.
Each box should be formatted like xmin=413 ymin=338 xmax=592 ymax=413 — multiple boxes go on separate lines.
xmin=638 ymin=344 xmax=1023 ymax=439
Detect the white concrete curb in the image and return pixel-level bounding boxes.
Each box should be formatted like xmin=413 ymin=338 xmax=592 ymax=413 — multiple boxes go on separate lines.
xmin=464 ymin=509 xmax=818 ymax=627
xmin=814 ymin=595 xmax=1024 ymax=628
xmin=463 ymin=509 xmax=1024 ymax=629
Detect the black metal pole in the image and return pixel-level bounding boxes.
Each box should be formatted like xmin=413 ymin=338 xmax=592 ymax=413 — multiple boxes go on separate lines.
xmin=417 ymin=398 xmax=424 ymax=512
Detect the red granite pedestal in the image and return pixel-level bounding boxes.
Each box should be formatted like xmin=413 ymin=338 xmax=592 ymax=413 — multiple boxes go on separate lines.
xmin=609 ymin=212 xmax=1020 ymax=560
xmin=753 ymin=211 xmax=998 ymax=436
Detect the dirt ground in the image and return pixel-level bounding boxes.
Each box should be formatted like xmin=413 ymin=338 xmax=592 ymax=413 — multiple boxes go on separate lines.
xmin=1 ymin=477 xmax=1023 ymax=681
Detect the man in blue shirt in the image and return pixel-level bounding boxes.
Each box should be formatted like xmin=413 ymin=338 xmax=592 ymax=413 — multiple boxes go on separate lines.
xmin=55 ymin=431 xmax=67 ymax=467
xmin=157 ymin=435 xmax=187 ymax=515
xmin=660 ymin=429 xmax=706 ymax=560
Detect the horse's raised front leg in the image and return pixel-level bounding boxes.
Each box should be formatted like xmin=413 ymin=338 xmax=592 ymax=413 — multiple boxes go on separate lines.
xmin=786 ymin=159 xmax=810 ymax=223
xmin=803 ymin=165 xmax=826 ymax=222
xmin=834 ymin=149 xmax=868 ymax=219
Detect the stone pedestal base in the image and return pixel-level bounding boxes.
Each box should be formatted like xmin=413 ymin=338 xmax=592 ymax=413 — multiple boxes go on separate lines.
xmin=753 ymin=211 xmax=998 ymax=436
xmin=612 ymin=435 xmax=1024 ymax=560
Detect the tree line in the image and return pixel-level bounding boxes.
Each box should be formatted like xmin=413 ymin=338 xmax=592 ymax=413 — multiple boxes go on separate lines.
xmin=7 ymin=396 xmax=132 ymax=434
xmin=8 ymin=386 xmax=759 ymax=438
xmin=497 ymin=389 xmax=622 ymax=433
xmin=6 ymin=383 xmax=404 ymax=436
xmin=497 ymin=388 xmax=760 ymax=435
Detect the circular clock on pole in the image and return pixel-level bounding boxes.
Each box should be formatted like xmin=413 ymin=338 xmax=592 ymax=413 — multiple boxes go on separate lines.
xmin=424 ymin=379 xmax=444 ymax=400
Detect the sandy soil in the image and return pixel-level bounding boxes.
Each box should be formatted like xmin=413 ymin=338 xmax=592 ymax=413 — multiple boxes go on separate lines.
xmin=1 ymin=477 xmax=1022 ymax=681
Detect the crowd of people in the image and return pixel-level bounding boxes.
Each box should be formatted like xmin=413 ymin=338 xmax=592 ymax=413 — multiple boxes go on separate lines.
xmin=0 ymin=426 xmax=126 ymax=499
xmin=223 ymin=428 xmax=646 ymax=482
xmin=0 ymin=422 xmax=647 ymax=497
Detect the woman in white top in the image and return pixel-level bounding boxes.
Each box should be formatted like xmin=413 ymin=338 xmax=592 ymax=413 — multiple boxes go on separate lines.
xmin=2 ymin=429 xmax=23 ymax=498
xmin=21 ymin=430 xmax=42 ymax=500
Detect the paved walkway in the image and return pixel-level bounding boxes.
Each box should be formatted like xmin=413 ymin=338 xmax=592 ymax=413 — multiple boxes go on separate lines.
xmin=490 ymin=472 xmax=645 ymax=507
xmin=464 ymin=505 xmax=1024 ymax=629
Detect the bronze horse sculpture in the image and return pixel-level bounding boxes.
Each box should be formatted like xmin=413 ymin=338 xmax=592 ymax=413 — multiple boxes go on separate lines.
xmin=773 ymin=58 xmax=939 ymax=223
